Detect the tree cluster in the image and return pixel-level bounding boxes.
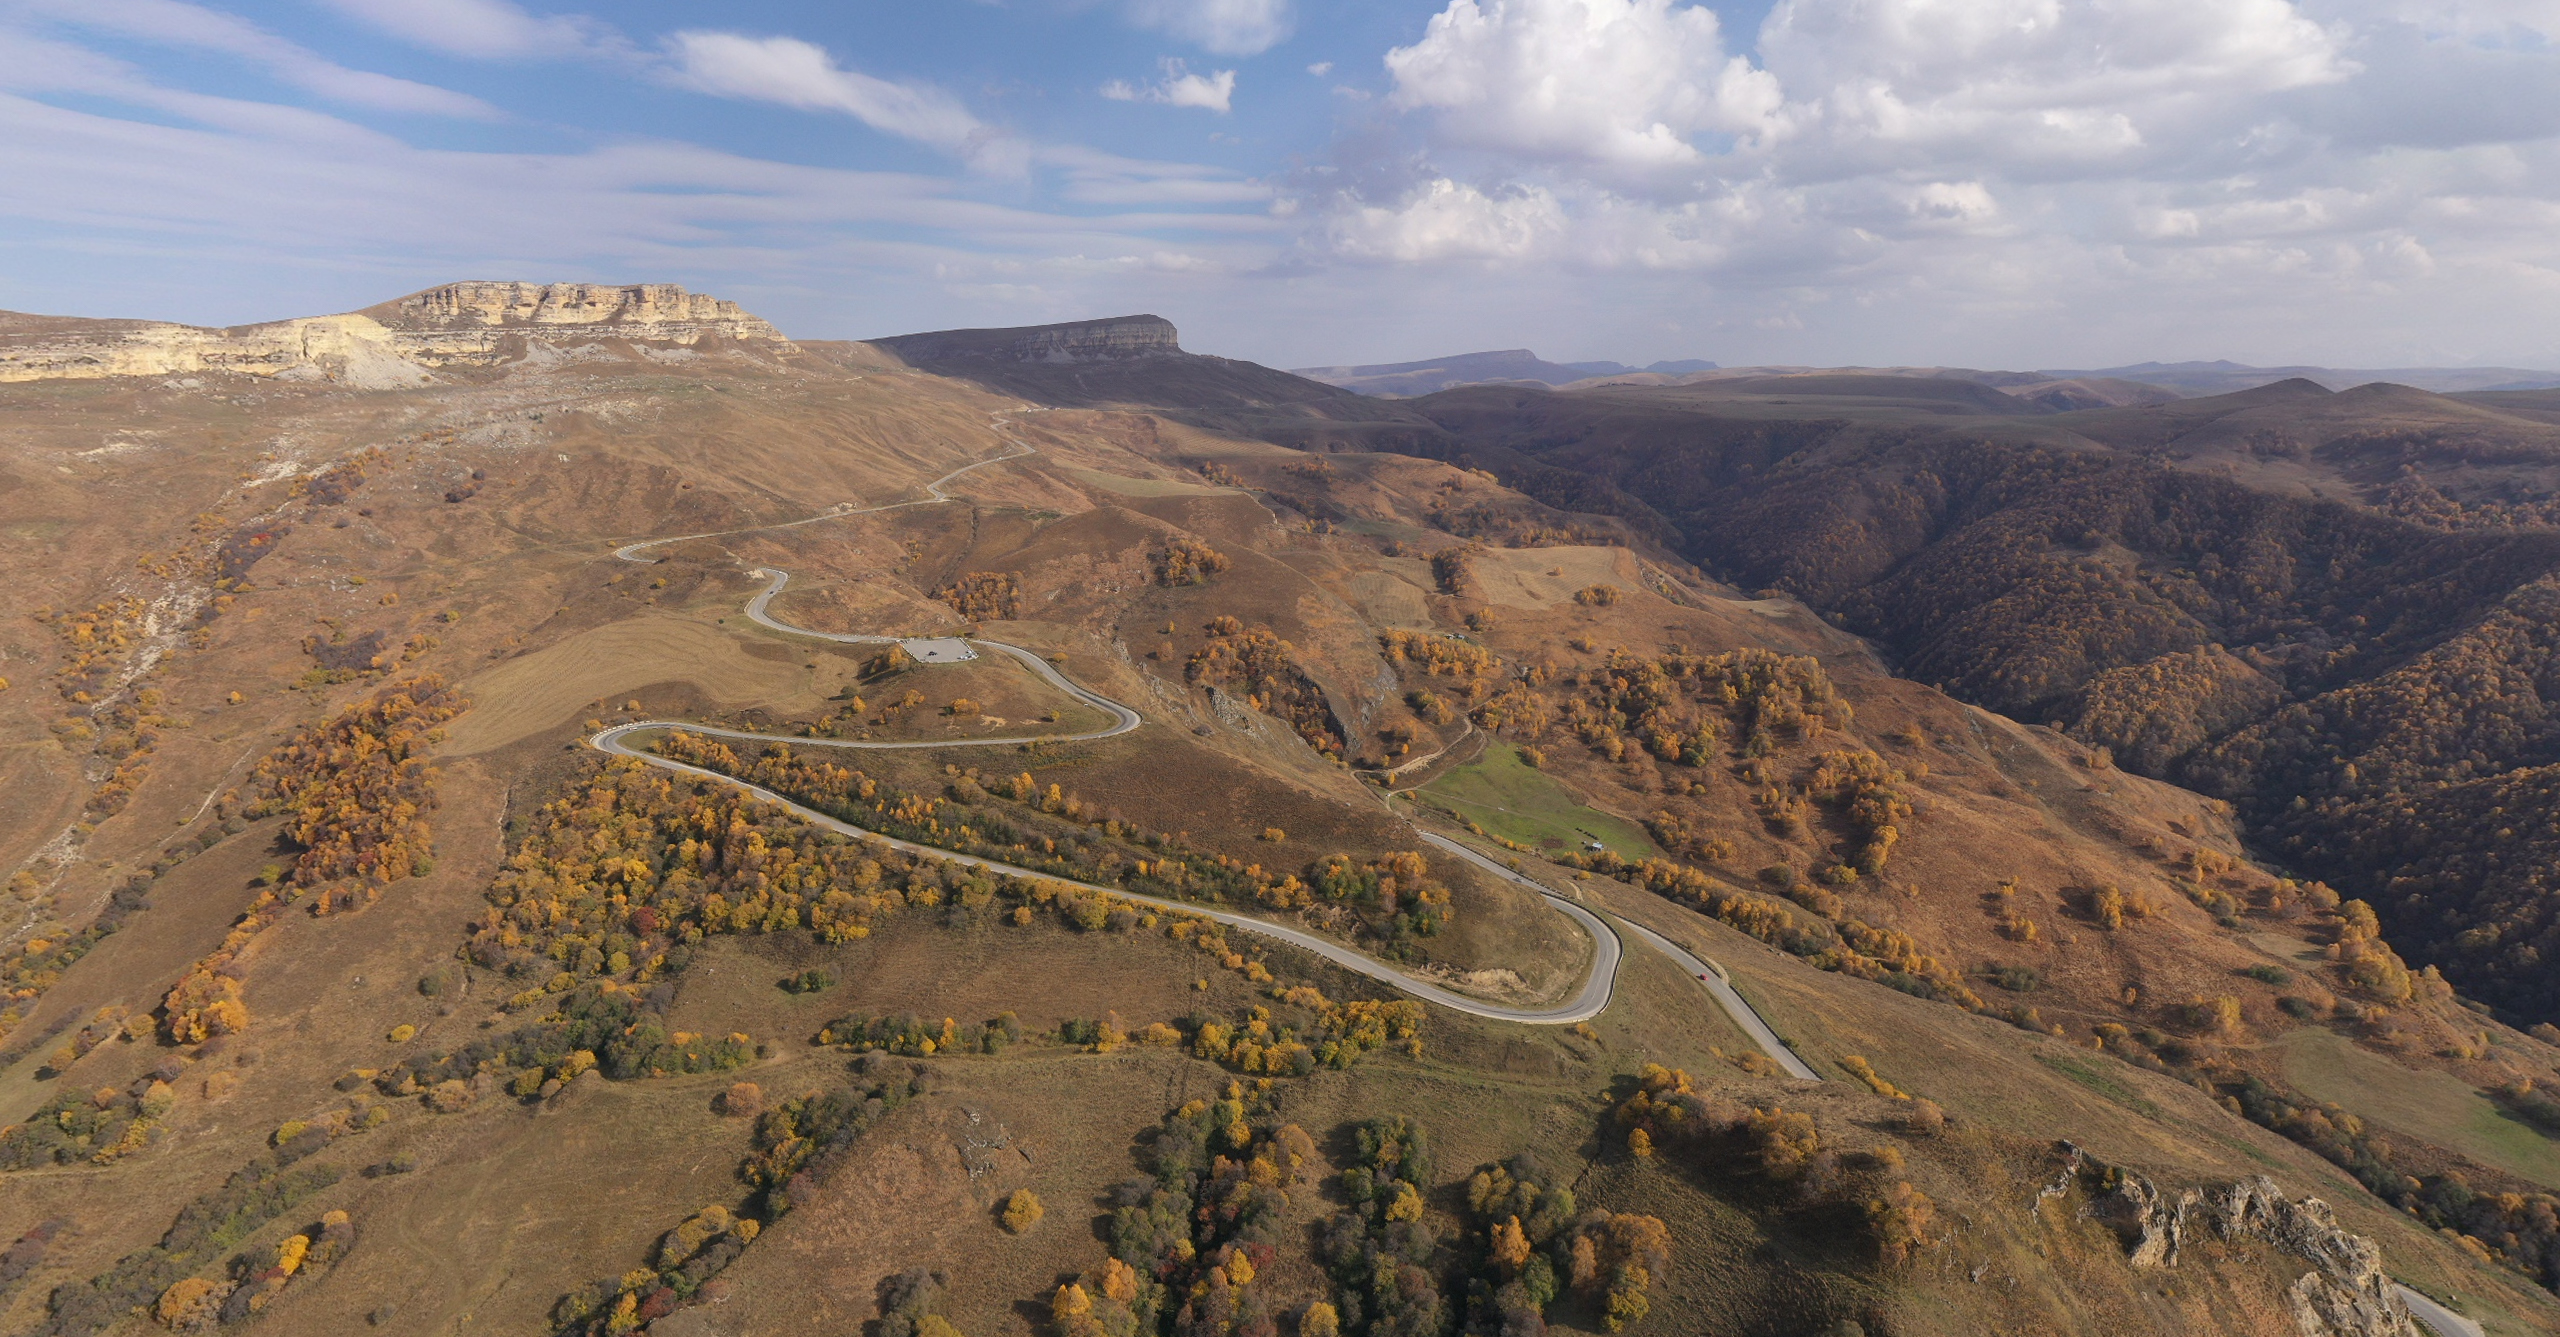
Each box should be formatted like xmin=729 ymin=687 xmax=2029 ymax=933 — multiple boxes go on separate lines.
xmin=651 ymin=738 xmax=1450 ymax=952
xmin=1154 ymin=539 xmax=1233 ymax=587
xmin=1456 ymin=1151 xmax=1674 ymax=1334
xmin=245 ymin=674 xmax=465 ymax=911
xmin=0 ymin=1072 xmax=174 ymax=1169
xmin=554 ymin=1067 xmax=921 ymax=1336
xmin=383 ymin=984 xmax=753 ymax=1108
xmin=1185 ymin=617 xmax=1346 ymax=755
xmin=0 ymin=1217 xmax=66 ymax=1309
xmin=0 ymin=881 xmax=145 ymax=1055
xmin=1560 ymin=851 xmax=1982 ymax=1011
xmin=33 ymin=1153 xmax=340 ymax=1337
xmin=938 ymin=571 xmax=1022 ymax=621
xmin=1615 ymin=1065 xmax=1936 ymax=1271
xmin=1054 ymin=1083 xmax=1313 ymax=1337
xmin=153 ymin=1208 xmax=357 ymax=1329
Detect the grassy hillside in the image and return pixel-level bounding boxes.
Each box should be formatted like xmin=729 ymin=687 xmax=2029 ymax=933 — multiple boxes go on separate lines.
xmin=3 ymin=305 xmax=2559 ymax=1336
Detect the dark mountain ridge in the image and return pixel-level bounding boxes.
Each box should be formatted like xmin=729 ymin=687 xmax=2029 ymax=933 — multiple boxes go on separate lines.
xmin=1291 ymin=348 xmax=1718 ymax=395
xmin=1335 ymin=377 xmax=2560 ymax=1025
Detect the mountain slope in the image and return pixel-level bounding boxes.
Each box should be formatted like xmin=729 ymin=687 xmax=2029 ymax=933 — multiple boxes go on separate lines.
xmin=0 ymin=292 xmax=2554 ymax=1336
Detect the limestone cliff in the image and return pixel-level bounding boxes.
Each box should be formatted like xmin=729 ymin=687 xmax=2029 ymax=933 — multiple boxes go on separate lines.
xmin=0 ymin=282 xmax=791 ymax=388
xmin=360 ymin=281 xmax=783 ymax=340
xmin=873 ymin=315 xmax=1181 ymax=365
xmin=2070 ymin=1145 xmax=2427 ymax=1337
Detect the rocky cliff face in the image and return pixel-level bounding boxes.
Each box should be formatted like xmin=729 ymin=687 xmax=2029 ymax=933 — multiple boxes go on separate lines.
xmin=2071 ymin=1146 xmax=2425 ymax=1337
xmin=874 ymin=315 xmax=1182 ymax=365
xmin=0 ymin=282 xmax=790 ymax=388
xmin=362 ymin=282 xmax=783 ymax=339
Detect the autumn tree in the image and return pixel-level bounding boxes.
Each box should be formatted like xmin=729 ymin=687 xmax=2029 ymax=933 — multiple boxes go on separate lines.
xmin=1152 ymin=538 xmax=1231 ymax=586
xmin=938 ymin=572 xmax=1020 ymax=621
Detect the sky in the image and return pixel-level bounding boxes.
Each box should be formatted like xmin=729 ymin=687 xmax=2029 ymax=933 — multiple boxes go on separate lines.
xmin=2 ymin=0 xmax=2559 ymax=371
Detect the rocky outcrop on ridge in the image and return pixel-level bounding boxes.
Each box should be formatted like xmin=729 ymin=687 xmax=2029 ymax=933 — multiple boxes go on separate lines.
xmin=360 ymin=282 xmax=782 ymax=339
xmin=0 ymin=282 xmax=789 ymax=388
xmin=2069 ymin=1145 xmax=2424 ymax=1337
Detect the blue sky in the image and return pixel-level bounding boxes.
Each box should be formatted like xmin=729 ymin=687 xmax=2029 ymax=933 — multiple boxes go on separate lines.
xmin=3 ymin=0 xmax=2558 ymax=371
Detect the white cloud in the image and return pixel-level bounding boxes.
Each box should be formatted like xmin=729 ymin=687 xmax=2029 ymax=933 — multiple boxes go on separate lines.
xmin=1040 ymin=143 xmax=1270 ymax=204
xmin=1307 ymin=61 xmax=1332 ymax=77
xmin=665 ymin=32 xmax=1020 ymax=169
xmin=13 ymin=0 xmax=496 ymax=117
xmin=1267 ymin=0 xmax=2560 ymax=369
xmin=1757 ymin=0 xmax=2353 ymax=174
xmin=1122 ymin=0 xmax=1293 ymax=56
xmin=1384 ymin=0 xmax=1782 ymax=171
xmin=0 ymin=78 xmax=1285 ymax=326
xmin=1322 ymin=179 xmax=1566 ymax=261
xmin=1101 ymin=59 xmax=1237 ymax=113
xmin=1904 ymin=180 xmax=2000 ymax=227
xmin=313 ymin=0 xmax=611 ymax=59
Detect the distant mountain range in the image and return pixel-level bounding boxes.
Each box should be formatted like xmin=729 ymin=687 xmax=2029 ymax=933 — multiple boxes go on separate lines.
xmin=1289 ymin=349 xmax=1718 ymax=396
xmin=1293 ymin=349 xmax=2560 ymax=398
xmin=2036 ymin=359 xmax=2560 ymax=396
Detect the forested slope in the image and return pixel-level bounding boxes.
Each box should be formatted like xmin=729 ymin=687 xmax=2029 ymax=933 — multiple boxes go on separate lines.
xmin=1393 ymin=383 xmax=2560 ymax=1025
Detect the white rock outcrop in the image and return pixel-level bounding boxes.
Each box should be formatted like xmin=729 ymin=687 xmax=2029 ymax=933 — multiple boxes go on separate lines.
xmin=0 ymin=282 xmax=791 ymax=388
xmin=2081 ymin=1154 xmax=2423 ymax=1337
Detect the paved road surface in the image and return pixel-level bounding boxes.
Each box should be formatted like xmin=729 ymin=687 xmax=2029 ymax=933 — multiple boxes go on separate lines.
xmin=1417 ymin=832 xmax=1820 ymax=1079
xmin=2396 ymin=1285 xmax=2485 ymax=1337
xmin=592 ymin=723 xmax=1613 ymax=1024
xmin=598 ymin=426 xmax=2478 ymax=1330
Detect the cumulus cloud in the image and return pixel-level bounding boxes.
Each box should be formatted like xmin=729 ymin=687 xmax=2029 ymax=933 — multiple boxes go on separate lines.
xmin=1101 ymin=59 xmax=1237 ymax=113
xmin=665 ymin=32 xmax=1019 ymax=169
xmin=12 ymin=0 xmax=496 ymax=117
xmin=314 ymin=0 xmax=612 ymax=60
xmin=1385 ymin=0 xmax=1780 ymax=170
xmin=1322 ymin=178 xmax=1565 ymax=261
xmin=1122 ymin=0 xmax=1293 ymax=56
xmin=1757 ymin=0 xmax=2352 ymax=175
xmin=1269 ymin=0 xmax=2560 ymax=367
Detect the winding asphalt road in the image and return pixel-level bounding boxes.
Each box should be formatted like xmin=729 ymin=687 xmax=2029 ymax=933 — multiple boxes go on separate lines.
xmin=2396 ymin=1287 xmax=2485 ymax=1337
xmin=598 ymin=430 xmax=2473 ymax=1333
xmin=592 ymin=427 xmax=1802 ymax=1045
xmin=590 ymin=721 xmax=1612 ymax=1024
xmin=1418 ymin=832 xmax=1820 ymax=1079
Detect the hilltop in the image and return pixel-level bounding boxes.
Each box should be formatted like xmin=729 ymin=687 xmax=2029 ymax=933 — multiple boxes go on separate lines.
xmin=1290 ymin=350 xmax=1718 ymax=397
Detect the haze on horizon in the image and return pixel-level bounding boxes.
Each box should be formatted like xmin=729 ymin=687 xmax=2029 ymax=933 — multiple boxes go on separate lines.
xmin=2 ymin=0 xmax=2557 ymax=374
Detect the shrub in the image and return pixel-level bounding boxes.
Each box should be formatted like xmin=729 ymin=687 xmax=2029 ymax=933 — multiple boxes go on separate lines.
xmin=1152 ymin=539 xmax=1231 ymax=586
xmin=937 ymin=573 xmax=1019 ymax=621
xmin=717 ymin=1083 xmax=762 ymax=1118
xmin=999 ymin=1189 xmax=1044 ymax=1234
xmin=1980 ymin=964 xmax=2040 ymax=993
xmin=1747 ymin=1107 xmax=1819 ymax=1177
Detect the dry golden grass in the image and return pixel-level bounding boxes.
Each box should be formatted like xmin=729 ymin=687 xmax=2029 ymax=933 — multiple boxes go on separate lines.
xmin=442 ymin=612 xmax=820 ymax=755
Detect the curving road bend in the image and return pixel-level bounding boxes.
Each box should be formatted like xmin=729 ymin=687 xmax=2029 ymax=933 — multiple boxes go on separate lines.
xmin=2394 ymin=1287 xmax=2484 ymax=1337
xmin=592 ymin=425 xmax=2474 ymax=1331
xmin=734 ymin=568 xmax=1142 ymax=745
xmin=588 ymin=424 xmax=1820 ymax=1040
xmin=591 ymin=722 xmax=1610 ymax=1024
xmin=1417 ymin=832 xmax=1819 ymax=1078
